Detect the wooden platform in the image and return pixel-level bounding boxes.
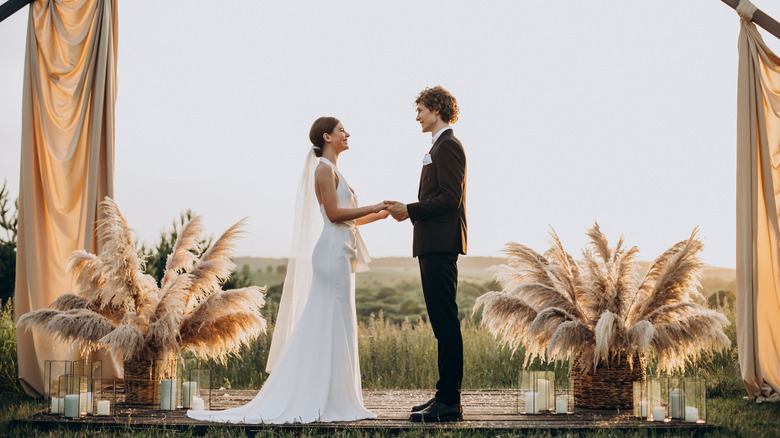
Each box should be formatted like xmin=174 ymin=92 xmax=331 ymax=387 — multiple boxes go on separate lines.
xmin=15 ymin=389 xmax=719 ymax=433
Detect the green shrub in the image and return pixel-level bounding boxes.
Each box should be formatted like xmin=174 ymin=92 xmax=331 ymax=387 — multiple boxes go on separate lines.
xmin=698 ymin=299 xmax=742 ymax=397
xmin=0 ymin=299 xmax=21 ymax=394
xmin=0 ymin=180 xmax=17 ymax=308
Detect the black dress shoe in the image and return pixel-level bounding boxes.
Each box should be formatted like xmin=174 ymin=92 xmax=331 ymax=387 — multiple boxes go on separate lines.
xmin=409 ymin=400 xmax=463 ymax=422
xmin=411 ymin=397 xmax=436 ymax=412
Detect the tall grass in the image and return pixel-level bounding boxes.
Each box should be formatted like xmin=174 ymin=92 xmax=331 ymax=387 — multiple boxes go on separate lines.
xmin=360 ymin=311 xmax=529 ymax=390
xmin=696 ymin=298 xmax=743 ymax=397
xmin=0 ymin=298 xmax=21 ymax=394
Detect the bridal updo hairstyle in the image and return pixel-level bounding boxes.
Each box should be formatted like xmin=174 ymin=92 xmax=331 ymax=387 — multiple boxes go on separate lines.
xmin=309 ymin=116 xmax=340 ymax=157
xmin=415 ymin=86 xmax=459 ymax=124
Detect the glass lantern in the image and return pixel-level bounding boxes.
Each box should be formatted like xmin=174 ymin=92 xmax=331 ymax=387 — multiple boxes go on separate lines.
xmin=154 ymin=358 xmax=179 ymax=410
xmin=682 ymin=377 xmax=706 ymax=423
xmin=92 ymin=379 xmax=117 ymax=416
xmin=182 ymin=368 xmax=212 ymax=410
xmin=633 ymin=378 xmax=668 ymax=422
xmin=667 ymin=376 xmax=685 ymax=420
xmin=554 ymin=370 xmax=573 ymax=414
xmin=520 ymin=370 xmax=554 ymax=414
xmin=58 ymin=374 xmax=86 ymax=418
xmin=44 ymin=360 xmax=72 ymax=414
xmin=71 ymin=359 xmax=101 ymax=414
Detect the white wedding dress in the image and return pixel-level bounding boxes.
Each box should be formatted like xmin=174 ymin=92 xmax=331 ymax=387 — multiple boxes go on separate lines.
xmin=187 ymin=157 xmax=375 ymax=424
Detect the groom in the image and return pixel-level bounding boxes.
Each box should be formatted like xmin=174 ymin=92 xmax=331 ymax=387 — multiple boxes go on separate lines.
xmin=388 ymin=86 xmax=467 ymax=422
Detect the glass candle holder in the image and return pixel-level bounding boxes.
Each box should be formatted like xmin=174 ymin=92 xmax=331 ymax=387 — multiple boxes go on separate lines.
xmin=71 ymin=359 xmax=101 ymax=414
xmin=58 ymin=375 xmax=85 ymax=418
xmin=520 ymin=370 xmax=554 ymax=414
xmin=183 ymin=368 xmax=211 ymax=410
xmin=666 ymin=376 xmax=685 ymax=420
xmin=92 ymin=379 xmax=117 ymax=416
xmin=154 ymin=358 xmax=179 ymax=410
xmin=682 ymin=377 xmax=706 ymax=423
xmin=633 ymin=378 xmax=668 ymax=422
xmin=554 ymin=369 xmax=573 ymax=414
xmin=44 ymin=360 xmax=72 ymax=414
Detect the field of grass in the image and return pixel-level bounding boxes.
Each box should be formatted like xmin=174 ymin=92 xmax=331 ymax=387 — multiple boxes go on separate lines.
xmin=2 ymin=257 xmax=773 ymax=437
xmin=238 ymin=256 xmax=737 ymax=325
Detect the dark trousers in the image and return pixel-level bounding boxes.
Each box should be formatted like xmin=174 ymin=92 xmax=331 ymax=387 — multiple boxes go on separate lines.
xmin=418 ymin=252 xmax=463 ymax=405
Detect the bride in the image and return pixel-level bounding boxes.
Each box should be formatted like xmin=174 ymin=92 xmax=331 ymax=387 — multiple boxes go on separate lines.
xmin=187 ymin=117 xmax=389 ymax=424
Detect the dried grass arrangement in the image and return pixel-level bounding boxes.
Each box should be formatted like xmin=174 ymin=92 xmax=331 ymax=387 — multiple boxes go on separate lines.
xmin=17 ymin=198 xmax=267 ymax=404
xmin=473 ymin=223 xmax=730 ymax=409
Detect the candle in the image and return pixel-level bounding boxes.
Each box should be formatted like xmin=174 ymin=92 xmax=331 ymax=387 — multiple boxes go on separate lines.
xmin=97 ymin=400 xmax=111 ymax=416
xmin=555 ymin=398 xmax=568 ymax=414
xmin=80 ymin=392 xmax=93 ymax=414
xmin=536 ymin=379 xmax=549 ymax=411
xmin=192 ymin=396 xmax=205 ymax=411
xmin=669 ymin=389 xmax=682 ymax=419
xmin=684 ymin=406 xmax=699 ymax=423
xmin=160 ymin=379 xmax=176 ymax=410
xmin=182 ymin=381 xmax=197 ymax=408
xmin=652 ymin=406 xmax=666 ymax=421
xmin=64 ymin=394 xmax=80 ymax=418
xmin=51 ymin=397 xmax=62 ymax=414
xmin=524 ymin=391 xmax=539 ymax=414
xmin=639 ymin=401 xmax=647 ymax=417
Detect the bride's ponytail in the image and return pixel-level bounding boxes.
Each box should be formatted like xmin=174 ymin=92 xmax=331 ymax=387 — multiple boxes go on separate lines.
xmin=309 ymin=116 xmax=340 ymax=157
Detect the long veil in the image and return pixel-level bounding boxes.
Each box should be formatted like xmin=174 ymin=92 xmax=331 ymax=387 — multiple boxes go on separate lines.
xmin=265 ymin=149 xmax=320 ymax=372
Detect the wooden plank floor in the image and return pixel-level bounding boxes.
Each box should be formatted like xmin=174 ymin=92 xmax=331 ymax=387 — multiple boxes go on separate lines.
xmin=16 ymin=389 xmax=719 ymax=433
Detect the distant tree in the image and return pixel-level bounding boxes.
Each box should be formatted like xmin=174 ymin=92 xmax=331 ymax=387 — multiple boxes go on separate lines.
xmin=0 ymin=181 xmax=17 ymax=307
xmin=223 ymin=264 xmax=254 ymax=290
xmin=400 ymin=299 xmax=422 ymax=315
xmin=377 ymin=287 xmax=397 ymax=300
xmin=276 ymin=265 xmax=286 ymax=275
xmin=266 ymin=265 xmax=273 ymax=274
xmin=137 ymin=210 xmax=199 ymax=283
xmin=457 ymin=282 xmax=486 ymax=299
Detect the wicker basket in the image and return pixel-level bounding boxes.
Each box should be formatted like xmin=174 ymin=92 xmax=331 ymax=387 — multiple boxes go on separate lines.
xmin=123 ymin=358 xmax=154 ymax=405
xmin=572 ymin=353 xmax=644 ymax=409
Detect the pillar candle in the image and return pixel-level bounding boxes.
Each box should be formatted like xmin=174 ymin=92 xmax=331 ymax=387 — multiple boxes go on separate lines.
xmin=652 ymin=406 xmax=666 ymax=421
xmin=639 ymin=401 xmax=647 ymax=417
xmin=80 ymin=392 xmax=93 ymax=414
xmin=50 ymin=397 xmax=61 ymax=414
xmin=192 ymin=396 xmax=205 ymax=411
xmin=160 ymin=379 xmax=176 ymax=410
xmin=555 ymin=398 xmax=568 ymax=414
xmin=684 ymin=406 xmax=699 ymax=423
xmin=96 ymin=400 xmax=110 ymax=416
xmin=536 ymin=379 xmax=549 ymax=411
xmin=182 ymin=381 xmax=197 ymax=408
xmin=524 ymin=391 xmax=538 ymax=414
xmin=669 ymin=389 xmax=682 ymax=419
xmin=64 ymin=394 xmax=80 ymax=418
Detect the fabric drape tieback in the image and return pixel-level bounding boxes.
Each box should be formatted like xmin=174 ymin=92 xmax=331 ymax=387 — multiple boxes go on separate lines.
xmin=737 ymin=0 xmax=757 ymax=22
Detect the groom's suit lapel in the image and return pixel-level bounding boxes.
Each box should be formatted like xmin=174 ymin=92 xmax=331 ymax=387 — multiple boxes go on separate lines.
xmin=418 ymin=129 xmax=451 ymax=200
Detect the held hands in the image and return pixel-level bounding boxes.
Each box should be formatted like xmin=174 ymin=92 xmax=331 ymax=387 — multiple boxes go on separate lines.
xmin=370 ymin=201 xmax=393 ymax=219
xmin=384 ymin=201 xmax=409 ymax=222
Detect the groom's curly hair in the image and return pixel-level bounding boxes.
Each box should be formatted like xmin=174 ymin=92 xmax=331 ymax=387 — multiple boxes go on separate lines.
xmin=415 ymin=86 xmax=459 ymax=124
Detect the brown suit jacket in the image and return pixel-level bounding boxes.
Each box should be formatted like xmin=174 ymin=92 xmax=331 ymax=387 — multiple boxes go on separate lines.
xmin=406 ymin=129 xmax=467 ymax=257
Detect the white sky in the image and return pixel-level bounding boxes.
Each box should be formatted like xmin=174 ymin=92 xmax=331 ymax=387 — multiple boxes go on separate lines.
xmin=3 ymin=1 xmax=780 ymax=269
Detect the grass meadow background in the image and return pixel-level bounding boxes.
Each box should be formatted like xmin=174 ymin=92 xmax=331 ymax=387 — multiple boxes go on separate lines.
xmin=3 ymin=256 xmax=780 ymax=437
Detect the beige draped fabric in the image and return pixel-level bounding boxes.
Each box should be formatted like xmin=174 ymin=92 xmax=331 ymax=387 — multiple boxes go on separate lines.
xmin=736 ymin=3 xmax=780 ymax=401
xmin=14 ymin=0 xmax=120 ymax=397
